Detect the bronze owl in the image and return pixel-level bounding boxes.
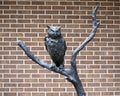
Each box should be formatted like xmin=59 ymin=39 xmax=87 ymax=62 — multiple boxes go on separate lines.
xmin=45 ymin=25 xmax=67 ymax=69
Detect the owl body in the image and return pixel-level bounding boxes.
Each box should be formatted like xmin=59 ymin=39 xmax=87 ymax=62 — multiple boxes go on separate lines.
xmin=45 ymin=25 xmax=67 ymax=68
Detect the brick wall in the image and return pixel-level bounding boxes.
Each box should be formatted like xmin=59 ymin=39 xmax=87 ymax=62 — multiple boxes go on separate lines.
xmin=0 ymin=0 xmax=120 ymax=96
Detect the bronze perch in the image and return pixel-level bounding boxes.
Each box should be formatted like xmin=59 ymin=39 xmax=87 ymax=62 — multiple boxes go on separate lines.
xmin=17 ymin=5 xmax=100 ymax=96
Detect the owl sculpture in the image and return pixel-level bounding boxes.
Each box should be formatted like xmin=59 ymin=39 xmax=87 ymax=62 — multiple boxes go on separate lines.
xmin=45 ymin=25 xmax=67 ymax=69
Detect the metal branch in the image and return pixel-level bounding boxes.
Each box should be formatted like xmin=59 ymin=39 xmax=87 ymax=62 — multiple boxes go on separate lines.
xmin=17 ymin=5 xmax=100 ymax=96
xmin=17 ymin=40 xmax=50 ymax=68
xmin=17 ymin=40 xmax=69 ymax=76
xmin=69 ymin=5 xmax=100 ymax=96
xmin=71 ymin=5 xmax=100 ymax=68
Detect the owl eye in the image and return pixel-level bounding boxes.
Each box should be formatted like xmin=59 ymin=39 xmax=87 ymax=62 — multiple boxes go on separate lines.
xmin=50 ymin=29 xmax=55 ymax=32
xmin=56 ymin=31 xmax=60 ymax=34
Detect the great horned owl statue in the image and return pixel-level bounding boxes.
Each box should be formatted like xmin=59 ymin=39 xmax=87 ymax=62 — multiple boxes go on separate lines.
xmin=45 ymin=25 xmax=67 ymax=69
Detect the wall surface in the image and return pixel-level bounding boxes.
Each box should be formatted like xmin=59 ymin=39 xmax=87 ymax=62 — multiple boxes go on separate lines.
xmin=0 ymin=0 xmax=120 ymax=96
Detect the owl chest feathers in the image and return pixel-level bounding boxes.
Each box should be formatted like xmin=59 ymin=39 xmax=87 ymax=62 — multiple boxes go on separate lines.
xmin=45 ymin=36 xmax=66 ymax=56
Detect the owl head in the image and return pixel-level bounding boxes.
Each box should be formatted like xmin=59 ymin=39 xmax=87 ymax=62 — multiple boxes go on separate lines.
xmin=47 ymin=25 xmax=61 ymax=39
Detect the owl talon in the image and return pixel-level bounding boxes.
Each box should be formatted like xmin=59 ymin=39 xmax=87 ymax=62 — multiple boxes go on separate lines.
xmin=58 ymin=64 xmax=64 ymax=72
xmin=59 ymin=64 xmax=64 ymax=69
xmin=50 ymin=64 xmax=56 ymax=70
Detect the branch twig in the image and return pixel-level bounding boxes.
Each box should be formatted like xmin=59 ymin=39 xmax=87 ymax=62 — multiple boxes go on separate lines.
xmin=71 ymin=5 xmax=100 ymax=68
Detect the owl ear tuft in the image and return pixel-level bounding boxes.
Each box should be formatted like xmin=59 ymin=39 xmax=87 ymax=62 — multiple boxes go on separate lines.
xmin=58 ymin=26 xmax=61 ymax=30
xmin=47 ymin=25 xmax=51 ymax=29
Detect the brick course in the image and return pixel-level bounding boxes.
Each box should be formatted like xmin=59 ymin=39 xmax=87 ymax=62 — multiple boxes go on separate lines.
xmin=0 ymin=0 xmax=120 ymax=96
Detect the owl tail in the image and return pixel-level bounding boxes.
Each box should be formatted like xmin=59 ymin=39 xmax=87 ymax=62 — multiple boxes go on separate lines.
xmin=59 ymin=64 xmax=64 ymax=69
xmin=55 ymin=61 xmax=64 ymax=69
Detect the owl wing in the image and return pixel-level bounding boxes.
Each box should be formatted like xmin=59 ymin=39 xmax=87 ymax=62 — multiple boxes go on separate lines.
xmin=63 ymin=38 xmax=67 ymax=55
xmin=44 ymin=35 xmax=48 ymax=52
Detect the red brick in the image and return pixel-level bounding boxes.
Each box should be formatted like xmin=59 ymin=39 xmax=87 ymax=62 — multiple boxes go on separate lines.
xmin=18 ymin=1 xmax=30 ymax=5
xmin=0 ymin=88 xmax=9 ymax=92
xmin=0 ymin=1 xmax=119 ymax=96
xmin=0 ymin=6 xmax=9 ymax=9
xmin=74 ymin=2 xmax=86 ymax=5
xmin=39 ymin=6 xmax=51 ymax=9
xmin=11 ymin=79 xmax=23 ymax=82
xmin=67 ymin=15 xmax=79 ymax=19
xmin=4 ymin=10 xmax=16 ymax=14
xmin=4 ymin=83 xmax=17 ymax=87
xmin=88 ymin=92 xmax=100 ymax=96
xmin=18 ymin=10 xmax=31 ymax=14
xmin=25 ymin=15 xmax=37 ymax=19
xmin=102 ymin=92 xmax=114 ymax=95
xmin=39 ymin=15 xmax=51 ymax=19
xmin=18 ymin=29 xmax=30 ymax=32
xmin=25 ymin=6 xmax=37 ymax=9
xmin=18 ymin=93 xmax=31 ymax=96
xmin=94 ymin=88 xmax=106 ymax=91
xmin=46 ymin=2 xmax=58 ymax=5
xmin=11 ymin=24 xmax=23 ymax=28
xmin=32 ymin=93 xmax=45 ymax=96
xmin=4 ymin=1 xmax=16 ymax=5
xmin=46 ymin=10 xmax=58 ymax=14
xmin=46 ymin=20 xmax=58 ymax=23
xmin=67 ymin=6 xmax=79 ymax=10
xmin=11 ymin=15 xmax=23 ymax=18
xmin=4 ymin=93 xmax=16 ymax=96
xmin=0 ymin=24 xmax=9 ymax=27
xmin=4 ymin=74 xmax=16 ymax=78
xmin=32 ymin=10 xmax=44 ymax=14
xmin=11 ymin=6 xmax=23 ymax=9
xmin=32 ymin=1 xmax=44 ymax=5
xmin=39 ymin=88 xmax=51 ymax=92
